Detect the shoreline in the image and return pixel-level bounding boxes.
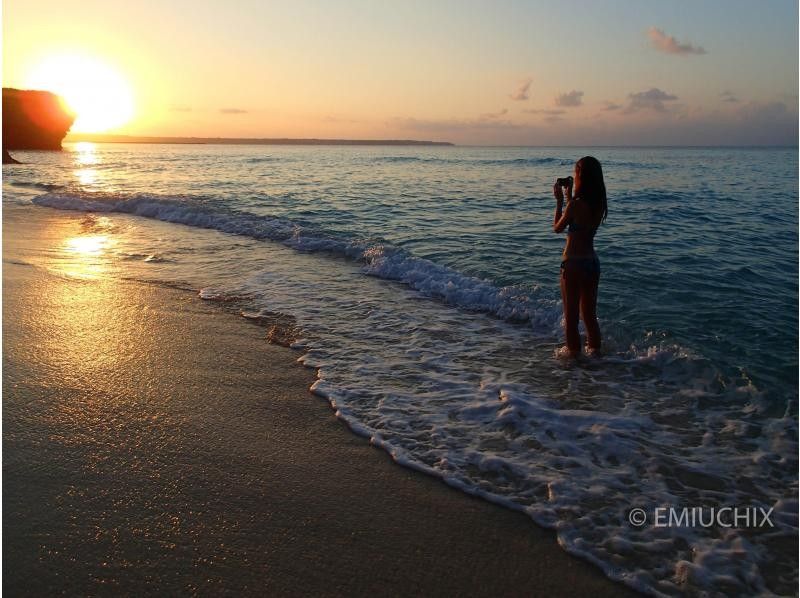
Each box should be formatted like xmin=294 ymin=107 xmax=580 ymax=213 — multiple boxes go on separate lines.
xmin=3 ymin=207 xmax=637 ymax=596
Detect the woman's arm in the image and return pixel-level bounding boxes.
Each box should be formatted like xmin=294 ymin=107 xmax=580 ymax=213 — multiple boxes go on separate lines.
xmin=553 ymin=182 xmax=572 ymax=233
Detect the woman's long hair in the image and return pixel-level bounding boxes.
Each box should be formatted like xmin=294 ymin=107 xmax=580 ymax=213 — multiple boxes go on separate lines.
xmin=574 ymin=156 xmax=608 ymax=222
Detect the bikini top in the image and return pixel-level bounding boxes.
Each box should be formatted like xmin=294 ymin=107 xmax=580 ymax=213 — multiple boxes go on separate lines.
xmin=567 ymin=220 xmax=597 ymax=236
xmin=566 ymin=199 xmax=599 ymax=236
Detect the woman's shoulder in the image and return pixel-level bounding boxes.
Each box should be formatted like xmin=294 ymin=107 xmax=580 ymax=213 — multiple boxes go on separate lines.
xmin=569 ymin=197 xmax=591 ymax=214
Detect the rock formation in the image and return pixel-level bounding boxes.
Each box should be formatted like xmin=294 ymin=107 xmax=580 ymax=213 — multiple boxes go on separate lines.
xmin=3 ymin=88 xmax=75 ymax=150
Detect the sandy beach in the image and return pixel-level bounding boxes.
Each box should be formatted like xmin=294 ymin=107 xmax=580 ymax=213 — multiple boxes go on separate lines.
xmin=2 ymin=204 xmax=636 ymax=596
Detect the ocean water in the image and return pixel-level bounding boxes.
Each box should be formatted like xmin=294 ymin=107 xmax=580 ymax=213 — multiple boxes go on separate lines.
xmin=3 ymin=143 xmax=797 ymax=596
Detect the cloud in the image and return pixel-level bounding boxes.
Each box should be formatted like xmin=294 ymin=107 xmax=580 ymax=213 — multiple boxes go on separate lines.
xmin=388 ymin=98 xmax=797 ymax=145
xmin=602 ymin=101 xmax=622 ymax=111
xmin=735 ymin=100 xmax=789 ymax=123
xmin=647 ymin=27 xmax=707 ymax=55
xmin=169 ymin=104 xmax=192 ymax=113
xmin=479 ymin=108 xmax=508 ymax=120
xmin=220 ymin=108 xmax=248 ymax=114
xmin=555 ymin=90 xmax=584 ymax=107
xmin=524 ymin=108 xmax=565 ymax=116
xmin=720 ymin=90 xmax=739 ymax=103
xmin=391 ymin=115 xmax=519 ymax=134
xmin=322 ymin=115 xmax=360 ymax=123
xmin=510 ymin=78 xmax=533 ymax=101
xmin=625 ymin=100 xmax=797 ymax=145
xmin=624 ymin=88 xmax=679 ymax=113
xmin=523 ymin=108 xmax=566 ymax=124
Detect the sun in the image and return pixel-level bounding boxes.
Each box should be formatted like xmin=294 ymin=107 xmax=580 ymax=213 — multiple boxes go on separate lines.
xmin=24 ymin=54 xmax=134 ymax=133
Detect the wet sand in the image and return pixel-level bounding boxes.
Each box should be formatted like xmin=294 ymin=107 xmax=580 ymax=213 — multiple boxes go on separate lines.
xmin=3 ymin=213 xmax=637 ymax=596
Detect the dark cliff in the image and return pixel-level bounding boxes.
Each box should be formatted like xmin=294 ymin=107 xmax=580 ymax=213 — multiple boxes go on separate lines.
xmin=3 ymin=88 xmax=75 ymax=150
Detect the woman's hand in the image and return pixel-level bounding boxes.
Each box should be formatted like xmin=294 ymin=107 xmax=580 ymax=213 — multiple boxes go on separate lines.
xmin=553 ymin=181 xmax=564 ymax=203
xmin=564 ymin=178 xmax=573 ymax=203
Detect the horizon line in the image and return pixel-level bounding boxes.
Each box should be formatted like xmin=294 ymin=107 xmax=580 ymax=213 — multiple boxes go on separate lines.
xmin=63 ymin=133 xmax=798 ymax=150
xmin=65 ymin=133 xmax=455 ymax=147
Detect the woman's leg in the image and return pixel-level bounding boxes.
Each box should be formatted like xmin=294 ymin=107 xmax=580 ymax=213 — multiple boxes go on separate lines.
xmin=580 ymin=271 xmax=601 ymax=353
xmin=560 ymin=265 xmax=582 ymax=356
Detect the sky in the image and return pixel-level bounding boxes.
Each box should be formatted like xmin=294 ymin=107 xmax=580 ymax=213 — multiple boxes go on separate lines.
xmin=3 ymin=0 xmax=798 ymax=145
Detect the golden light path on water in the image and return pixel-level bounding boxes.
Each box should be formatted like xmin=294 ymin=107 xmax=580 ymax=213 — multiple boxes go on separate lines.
xmin=53 ymin=142 xmax=112 ymax=278
xmin=73 ymin=141 xmax=100 ymax=188
xmin=59 ymin=143 xmax=112 ymax=278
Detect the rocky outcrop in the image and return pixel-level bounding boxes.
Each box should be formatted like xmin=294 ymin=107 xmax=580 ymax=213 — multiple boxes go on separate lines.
xmin=3 ymin=88 xmax=75 ymax=150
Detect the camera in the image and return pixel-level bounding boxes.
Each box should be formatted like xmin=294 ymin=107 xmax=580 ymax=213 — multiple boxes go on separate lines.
xmin=556 ymin=176 xmax=573 ymax=188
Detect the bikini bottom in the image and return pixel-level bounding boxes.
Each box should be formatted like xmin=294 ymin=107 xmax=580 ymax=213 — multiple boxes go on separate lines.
xmin=560 ymin=255 xmax=600 ymax=276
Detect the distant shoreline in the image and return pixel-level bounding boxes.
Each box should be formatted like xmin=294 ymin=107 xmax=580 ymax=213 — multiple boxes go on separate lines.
xmin=61 ymin=135 xmax=795 ymax=149
xmin=65 ymin=133 xmax=454 ymax=146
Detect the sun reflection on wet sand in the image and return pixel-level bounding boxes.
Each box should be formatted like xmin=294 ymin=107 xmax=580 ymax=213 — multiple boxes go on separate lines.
xmin=59 ymin=232 xmax=114 ymax=279
xmin=47 ymin=260 xmax=126 ymax=377
xmin=5 ymin=205 xmax=159 ymax=402
xmin=66 ymin=234 xmax=108 ymax=255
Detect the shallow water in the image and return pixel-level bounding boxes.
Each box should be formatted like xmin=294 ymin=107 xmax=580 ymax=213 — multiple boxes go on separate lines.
xmin=3 ymin=142 xmax=797 ymax=595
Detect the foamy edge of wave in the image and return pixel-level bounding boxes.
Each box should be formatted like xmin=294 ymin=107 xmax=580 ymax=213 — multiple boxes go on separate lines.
xmin=33 ymin=191 xmax=563 ymax=332
xmin=308 ymin=372 xmax=671 ymax=597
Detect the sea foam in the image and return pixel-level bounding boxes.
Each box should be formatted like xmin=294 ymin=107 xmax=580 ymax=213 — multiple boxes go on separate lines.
xmin=33 ymin=191 xmax=561 ymax=331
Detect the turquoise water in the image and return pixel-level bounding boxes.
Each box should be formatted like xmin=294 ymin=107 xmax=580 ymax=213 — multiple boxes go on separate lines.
xmin=4 ymin=143 xmax=798 ymax=595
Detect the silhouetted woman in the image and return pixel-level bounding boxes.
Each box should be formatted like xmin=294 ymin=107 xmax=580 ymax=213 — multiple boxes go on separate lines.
xmin=553 ymin=156 xmax=607 ymax=357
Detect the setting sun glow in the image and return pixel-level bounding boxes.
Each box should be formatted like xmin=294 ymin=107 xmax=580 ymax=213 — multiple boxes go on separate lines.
xmin=24 ymin=54 xmax=134 ymax=133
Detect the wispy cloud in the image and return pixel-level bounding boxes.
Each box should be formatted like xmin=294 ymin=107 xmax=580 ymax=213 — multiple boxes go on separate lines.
xmin=720 ymin=90 xmax=739 ymax=103
xmin=478 ymin=108 xmax=508 ymax=120
xmin=510 ymin=78 xmax=533 ymax=101
xmin=602 ymin=101 xmax=622 ymax=111
xmin=391 ymin=115 xmax=519 ymax=133
xmin=555 ymin=90 xmax=584 ymax=107
xmin=219 ymin=108 xmax=248 ymax=114
xmin=389 ymin=99 xmax=797 ymax=145
xmin=624 ymin=88 xmax=679 ymax=113
xmin=524 ymin=108 xmax=565 ymax=116
xmin=735 ymin=100 xmax=789 ymax=123
xmin=322 ymin=115 xmax=360 ymax=123
xmin=647 ymin=27 xmax=706 ymax=55
xmin=524 ymin=108 xmax=565 ymax=124
xmin=169 ymin=104 xmax=192 ymax=113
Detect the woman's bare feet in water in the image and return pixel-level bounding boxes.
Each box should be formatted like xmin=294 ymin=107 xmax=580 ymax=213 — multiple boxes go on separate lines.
xmin=555 ymin=345 xmax=580 ymax=359
xmin=555 ymin=345 xmax=602 ymax=359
